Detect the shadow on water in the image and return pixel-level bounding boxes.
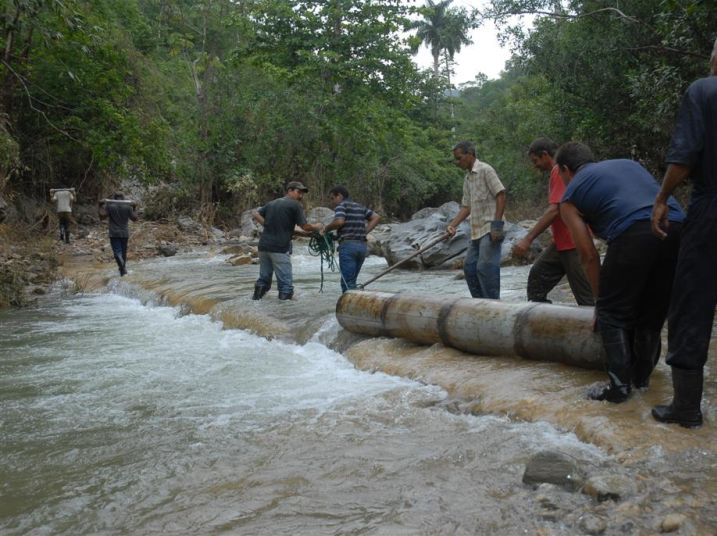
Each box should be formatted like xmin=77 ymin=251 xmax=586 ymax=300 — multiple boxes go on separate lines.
xmin=4 ymin=242 xmax=717 ymax=534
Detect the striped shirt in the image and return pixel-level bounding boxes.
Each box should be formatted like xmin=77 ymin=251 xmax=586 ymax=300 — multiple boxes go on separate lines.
xmin=334 ymin=199 xmax=374 ymax=241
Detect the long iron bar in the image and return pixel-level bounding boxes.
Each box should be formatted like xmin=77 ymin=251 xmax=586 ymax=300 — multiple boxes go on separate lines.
xmin=359 ymin=233 xmax=449 ymax=289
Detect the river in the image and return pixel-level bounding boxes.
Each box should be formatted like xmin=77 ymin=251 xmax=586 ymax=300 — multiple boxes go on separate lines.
xmin=1 ymin=245 xmax=716 ymax=535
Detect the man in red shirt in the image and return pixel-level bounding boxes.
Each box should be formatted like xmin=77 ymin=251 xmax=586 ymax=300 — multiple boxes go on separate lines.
xmin=512 ymin=138 xmax=594 ymax=306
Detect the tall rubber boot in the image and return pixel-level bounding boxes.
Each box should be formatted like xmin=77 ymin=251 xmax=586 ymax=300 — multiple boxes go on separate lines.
xmin=588 ymin=325 xmax=632 ymax=403
xmin=278 ymin=291 xmax=293 ymax=301
xmin=632 ymin=328 xmax=661 ymax=389
xmin=252 ymin=283 xmax=269 ymax=301
xmin=652 ymin=368 xmax=703 ymax=428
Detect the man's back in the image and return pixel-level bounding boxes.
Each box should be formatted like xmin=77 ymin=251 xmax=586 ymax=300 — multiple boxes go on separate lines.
xmin=563 ymin=159 xmax=684 ymax=241
xmin=106 ymin=203 xmax=135 ymax=238
xmin=53 ymin=191 xmax=74 ymax=213
xmin=335 ymin=199 xmax=373 ymax=241
xmin=258 ymin=197 xmax=306 ymax=253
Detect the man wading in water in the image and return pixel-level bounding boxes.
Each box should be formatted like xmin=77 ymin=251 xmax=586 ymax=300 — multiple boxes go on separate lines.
xmin=252 ymin=181 xmax=323 ymax=301
xmin=99 ymin=193 xmax=138 ymax=277
xmin=651 ymin=38 xmax=717 ymax=428
xmin=558 ymin=142 xmax=685 ymax=403
xmin=323 ymin=185 xmax=380 ymax=293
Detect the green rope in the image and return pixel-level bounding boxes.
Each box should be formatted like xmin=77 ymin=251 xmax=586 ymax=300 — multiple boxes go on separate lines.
xmin=308 ymin=232 xmax=337 ymax=292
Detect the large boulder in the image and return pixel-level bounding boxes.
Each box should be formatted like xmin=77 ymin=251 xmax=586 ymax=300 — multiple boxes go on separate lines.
xmin=0 ymin=194 xmax=7 ymax=223
xmin=307 ymin=206 xmax=334 ymax=225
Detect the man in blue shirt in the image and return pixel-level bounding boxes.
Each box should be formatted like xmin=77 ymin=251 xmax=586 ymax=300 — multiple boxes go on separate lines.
xmin=324 ymin=186 xmax=380 ymax=292
xmin=558 ymin=142 xmax=685 ymax=403
xmin=252 ymin=181 xmax=323 ymax=300
xmin=650 ymin=39 xmax=717 ymax=428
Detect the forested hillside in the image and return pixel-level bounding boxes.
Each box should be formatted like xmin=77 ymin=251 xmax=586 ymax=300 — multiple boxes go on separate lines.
xmin=1 ymin=0 xmax=714 ymax=224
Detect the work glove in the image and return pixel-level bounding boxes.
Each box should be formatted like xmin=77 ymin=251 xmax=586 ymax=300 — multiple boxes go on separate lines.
xmin=490 ymin=220 xmax=505 ymax=242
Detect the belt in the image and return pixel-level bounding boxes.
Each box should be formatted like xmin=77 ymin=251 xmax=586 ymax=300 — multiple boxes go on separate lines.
xmin=339 ymin=238 xmax=366 ymax=243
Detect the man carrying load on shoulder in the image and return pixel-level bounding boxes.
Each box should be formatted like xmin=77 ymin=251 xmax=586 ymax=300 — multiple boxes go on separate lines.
xmin=323 ymin=185 xmax=380 ymax=293
xmin=557 ymin=142 xmax=685 ymax=404
xmin=51 ymin=186 xmax=75 ymax=244
xmin=98 ymin=192 xmax=138 ymax=277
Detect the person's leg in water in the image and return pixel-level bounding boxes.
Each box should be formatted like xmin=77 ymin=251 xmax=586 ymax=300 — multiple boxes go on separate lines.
xmin=253 ymin=251 xmax=274 ymax=300
xmin=110 ymin=237 xmax=127 ymax=276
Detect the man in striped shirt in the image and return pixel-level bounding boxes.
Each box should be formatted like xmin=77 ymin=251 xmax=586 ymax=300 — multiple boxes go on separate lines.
xmin=324 ymin=186 xmax=381 ymax=292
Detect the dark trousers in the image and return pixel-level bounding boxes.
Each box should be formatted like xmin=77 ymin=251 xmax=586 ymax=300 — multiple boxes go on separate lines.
xmin=597 ymin=220 xmax=681 ymax=331
xmin=110 ymin=237 xmax=128 ymax=275
xmin=58 ymin=212 xmax=73 ymax=243
xmin=527 ymin=243 xmax=594 ymax=305
xmin=666 ymin=196 xmax=717 ymax=370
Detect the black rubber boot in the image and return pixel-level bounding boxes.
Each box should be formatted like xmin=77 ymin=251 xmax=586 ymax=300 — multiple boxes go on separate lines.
xmin=632 ymin=328 xmax=661 ymax=389
xmin=252 ymin=284 xmax=269 ymax=301
xmin=652 ymin=368 xmax=703 ymax=428
xmin=589 ymin=325 xmax=632 ymax=403
xmin=278 ymin=291 xmax=293 ymax=301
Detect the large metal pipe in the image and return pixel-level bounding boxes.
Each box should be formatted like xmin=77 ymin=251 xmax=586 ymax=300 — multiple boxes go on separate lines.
xmin=336 ymin=291 xmax=606 ymax=369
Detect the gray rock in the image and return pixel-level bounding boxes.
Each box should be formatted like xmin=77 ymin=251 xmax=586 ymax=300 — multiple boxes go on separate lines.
xmin=157 ymin=243 xmax=177 ymax=257
xmin=308 ymin=206 xmax=334 ymax=225
xmin=238 ymin=209 xmax=261 ymax=238
xmin=0 ymin=193 xmax=8 ymax=223
xmin=579 ymin=513 xmax=607 ymax=535
xmin=523 ymin=451 xmax=585 ymax=491
xmin=660 ymin=513 xmax=686 ymax=532
xmin=582 ymin=474 xmax=637 ymax=502
xmin=177 ymin=216 xmax=202 ymax=233
xmin=211 ymin=227 xmax=224 ymax=239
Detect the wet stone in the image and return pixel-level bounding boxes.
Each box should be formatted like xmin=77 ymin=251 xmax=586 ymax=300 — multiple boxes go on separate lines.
xmin=660 ymin=513 xmax=686 ymax=532
xmin=523 ymin=451 xmax=585 ymax=491
xmin=579 ymin=513 xmax=607 ymax=535
xmin=582 ymin=474 xmax=637 ymax=502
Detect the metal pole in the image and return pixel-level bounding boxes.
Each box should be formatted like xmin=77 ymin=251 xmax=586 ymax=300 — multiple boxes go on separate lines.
xmin=359 ymin=232 xmax=449 ymax=289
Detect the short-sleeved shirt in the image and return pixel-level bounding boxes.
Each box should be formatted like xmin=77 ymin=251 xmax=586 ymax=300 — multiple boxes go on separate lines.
xmin=665 ymin=75 xmax=717 ymax=207
xmin=257 ymin=196 xmax=307 ymax=253
xmin=105 ymin=203 xmax=135 ymax=238
xmin=460 ymin=159 xmax=506 ymax=240
xmin=52 ymin=190 xmax=74 ymax=213
xmin=561 ymin=159 xmax=685 ymax=242
xmin=334 ymin=198 xmax=374 ymax=241
xmin=547 ymin=166 xmax=575 ymax=251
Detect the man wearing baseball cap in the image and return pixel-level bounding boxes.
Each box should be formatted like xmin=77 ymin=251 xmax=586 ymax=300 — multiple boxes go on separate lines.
xmin=251 ymin=181 xmax=323 ymax=300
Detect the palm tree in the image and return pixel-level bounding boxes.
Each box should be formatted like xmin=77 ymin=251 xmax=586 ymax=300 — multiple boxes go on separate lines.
xmin=410 ymin=0 xmax=473 ymax=81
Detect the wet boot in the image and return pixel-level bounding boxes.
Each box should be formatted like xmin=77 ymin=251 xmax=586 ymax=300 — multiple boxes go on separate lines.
xmin=652 ymin=368 xmax=703 ymax=428
xmin=632 ymin=328 xmax=661 ymax=389
xmin=252 ymin=283 xmax=269 ymax=301
xmin=588 ymin=326 xmax=632 ymax=403
xmin=278 ymin=291 xmax=293 ymax=301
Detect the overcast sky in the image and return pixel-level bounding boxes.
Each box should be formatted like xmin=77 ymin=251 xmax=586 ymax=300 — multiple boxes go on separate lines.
xmin=407 ymin=0 xmax=523 ymax=84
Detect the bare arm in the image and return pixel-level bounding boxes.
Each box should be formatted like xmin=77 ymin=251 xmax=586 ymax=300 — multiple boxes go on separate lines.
xmin=324 ymin=217 xmax=345 ymax=233
xmin=447 ymin=206 xmax=471 ymax=237
xmin=98 ymin=202 xmax=108 ymax=220
xmin=513 ymin=203 xmax=558 ymax=257
xmin=252 ymin=210 xmax=264 ymax=226
xmin=560 ymin=202 xmax=600 ymax=298
xmin=652 ymin=163 xmax=690 ymax=239
xmin=366 ymin=213 xmax=380 ymax=234
xmin=493 ymin=190 xmax=506 ymax=221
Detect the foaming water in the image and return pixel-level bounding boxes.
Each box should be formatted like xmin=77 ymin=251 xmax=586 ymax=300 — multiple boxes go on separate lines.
xmin=1 ymin=290 xmax=617 ymax=535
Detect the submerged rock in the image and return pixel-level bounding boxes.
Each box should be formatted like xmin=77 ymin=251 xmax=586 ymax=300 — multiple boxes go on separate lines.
xmin=523 ymin=451 xmax=585 ymax=491
xmin=582 ymin=474 xmax=637 ymax=502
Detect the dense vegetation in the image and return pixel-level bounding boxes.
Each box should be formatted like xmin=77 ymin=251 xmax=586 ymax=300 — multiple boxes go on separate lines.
xmin=1 ymin=0 xmax=714 ymax=225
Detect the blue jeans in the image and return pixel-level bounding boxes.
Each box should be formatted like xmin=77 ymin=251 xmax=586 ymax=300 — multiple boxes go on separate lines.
xmin=110 ymin=237 xmax=128 ymax=275
xmin=257 ymin=251 xmax=293 ymax=295
xmin=338 ymin=240 xmax=367 ymax=293
xmin=464 ymin=234 xmax=502 ymax=299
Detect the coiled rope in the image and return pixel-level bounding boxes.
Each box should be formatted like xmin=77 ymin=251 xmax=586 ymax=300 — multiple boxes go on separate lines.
xmin=308 ymin=232 xmax=338 ymax=292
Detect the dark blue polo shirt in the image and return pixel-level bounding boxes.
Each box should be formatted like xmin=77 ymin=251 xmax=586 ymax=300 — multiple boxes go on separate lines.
xmin=562 ymin=159 xmax=685 ymax=242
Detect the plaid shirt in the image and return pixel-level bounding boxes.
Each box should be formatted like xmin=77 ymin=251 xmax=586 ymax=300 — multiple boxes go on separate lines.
xmin=461 ymin=159 xmax=505 ymax=240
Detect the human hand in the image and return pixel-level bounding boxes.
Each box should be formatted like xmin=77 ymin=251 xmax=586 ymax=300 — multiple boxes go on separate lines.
xmin=512 ymin=237 xmax=530 ymax=257
xmin=446 ymin=224 xmax=456 ymax=237
xmin=490 ymin=220 xmax=505 ymax=242
xmin=651 ymin=200 xmax=669 ymax=239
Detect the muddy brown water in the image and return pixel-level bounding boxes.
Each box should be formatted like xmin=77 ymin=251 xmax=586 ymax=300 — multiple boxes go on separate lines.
xmin=2 ymin=244 xmax=716 ymax=535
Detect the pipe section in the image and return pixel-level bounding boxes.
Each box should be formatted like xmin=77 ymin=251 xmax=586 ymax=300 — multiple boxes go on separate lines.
xmin=336 ymin=291 xmax=606 ymax=369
